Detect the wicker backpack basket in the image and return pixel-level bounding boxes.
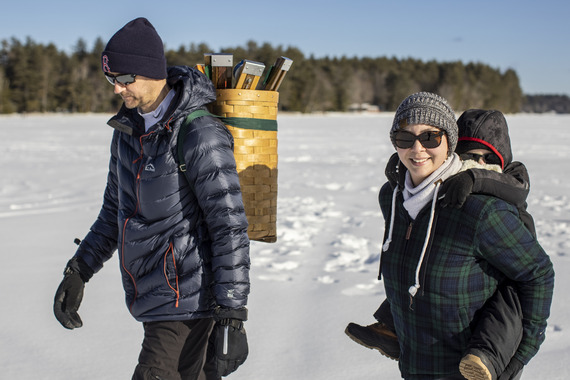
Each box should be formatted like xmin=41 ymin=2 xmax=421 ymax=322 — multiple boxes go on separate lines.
xmin=208 ymin=89 xmax=279 ymax=243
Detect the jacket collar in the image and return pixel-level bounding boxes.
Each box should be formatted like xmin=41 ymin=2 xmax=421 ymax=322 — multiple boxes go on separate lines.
xmin=107 ymin=65 xmax=217 ymax=136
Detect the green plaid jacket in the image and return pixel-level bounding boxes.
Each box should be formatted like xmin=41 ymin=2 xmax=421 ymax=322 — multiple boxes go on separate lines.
xmin=379 ymin=182 xmax=554 ymax=379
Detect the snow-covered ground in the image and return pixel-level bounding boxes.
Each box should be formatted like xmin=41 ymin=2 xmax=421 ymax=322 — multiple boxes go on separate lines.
xmin=1 ymin=113 xmax=568 ymax=379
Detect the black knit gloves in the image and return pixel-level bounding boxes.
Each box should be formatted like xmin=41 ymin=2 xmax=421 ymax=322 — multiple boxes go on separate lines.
xmin=209 ymin=307 xmax=249 ymax=377
xmin=440 ymin=171 xmax=475 ymax=208
xmin=53 ymin=257 xmax=93 ymax=329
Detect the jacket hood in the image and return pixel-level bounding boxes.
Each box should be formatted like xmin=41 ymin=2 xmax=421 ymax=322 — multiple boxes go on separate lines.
xmin=166 ymin=65 xmax=216 ymax=120
xmin=456 ymin=109 xmax=513 ymax=169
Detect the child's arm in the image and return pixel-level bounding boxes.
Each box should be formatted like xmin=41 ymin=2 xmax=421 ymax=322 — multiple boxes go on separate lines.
xmin=475 ymin=161 xmax=537 ymax=237
xmin=441 ymin=161 xmax=530 ymax=208
xmin=469 ymin=161 xmax=530 ymax=207
xmin=441 ymin=161 xmax=537 ymax=236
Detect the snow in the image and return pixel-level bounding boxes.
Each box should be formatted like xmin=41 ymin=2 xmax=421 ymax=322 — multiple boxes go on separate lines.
xmin=1 ymin=113 xmax=569 ymax=379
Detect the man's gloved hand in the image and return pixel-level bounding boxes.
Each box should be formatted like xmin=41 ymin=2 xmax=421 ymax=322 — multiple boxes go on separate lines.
xmin=498 ymin=357 xmax=524 ymax=380
xmin=440 ymin=171 xmax=474 ymax=208
xmin=208 ymin=307 xmax=249 ymax=377
xmin=53 ymin=257 xmax=92 ymax=329
xmin=213 ymin=306 xmax=248 ymax=323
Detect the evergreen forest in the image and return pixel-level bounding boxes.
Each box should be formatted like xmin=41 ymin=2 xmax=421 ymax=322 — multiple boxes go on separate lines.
xmin=1 ymin=37 xmax=568 ymax=114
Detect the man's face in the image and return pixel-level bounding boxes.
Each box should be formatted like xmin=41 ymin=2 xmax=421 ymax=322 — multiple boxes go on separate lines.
xmin=109 ymin=73 xmax=166 ymax=113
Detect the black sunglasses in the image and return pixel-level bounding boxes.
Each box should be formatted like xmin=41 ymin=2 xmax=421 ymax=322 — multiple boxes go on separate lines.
xmin=459 ymin=152 xmax=502 ymax=166
xmin=392 ymin=130 xmax=445 ymax=149
xmin=104 ymin=73 xmax=137 ymax=86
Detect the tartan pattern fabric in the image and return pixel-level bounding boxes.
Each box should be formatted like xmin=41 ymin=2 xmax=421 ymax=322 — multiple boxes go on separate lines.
xmin=378 ymin=182 xmax=554 ymax=379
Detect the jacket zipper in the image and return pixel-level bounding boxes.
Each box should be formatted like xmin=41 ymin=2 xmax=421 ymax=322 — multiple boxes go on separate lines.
xmin=419 ymin=210 xmax=439 ymax=297
xmin=404 ymin=221 xmax=415 ymax=309
xmin=121 ymin=130 xmax=156 ymax=313
xmin=163 ymin=242 xmax=180 ymax=307
xmin=406 ymin=207 xmax=439 ymax=308
xmin=405 ymin=222 xmax=413 ymax=240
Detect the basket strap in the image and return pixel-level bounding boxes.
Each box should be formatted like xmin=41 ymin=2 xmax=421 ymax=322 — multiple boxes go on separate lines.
xmin=218 ymin=117 xmax=277 ymax=131
xmin=184 ymin=109 xmax=214 ymax=126
xmin=178 ymin=109 xmax=214 ymax=173
xmin=177 ymin=110 xmax=278 ymax=174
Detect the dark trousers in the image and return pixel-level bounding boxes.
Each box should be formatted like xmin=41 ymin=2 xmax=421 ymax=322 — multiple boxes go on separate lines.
xmin=373 ymin=298 xmax=395 ymax=331
xmin=376 ymin=283 xmax=523 ymax=378
xmin=466 ymin=283 xmax=523 ymax=377
xmin=132 ymin=318 xmax=219 ymax=380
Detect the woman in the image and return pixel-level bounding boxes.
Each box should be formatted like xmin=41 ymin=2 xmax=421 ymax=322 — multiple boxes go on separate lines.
xmin=347 ymin=108 xmax=536 ymax=380
xmin=347 ymin=108 xmax=539 ymax=379
xmin=377 ymin=92 xmax=554 ymax=379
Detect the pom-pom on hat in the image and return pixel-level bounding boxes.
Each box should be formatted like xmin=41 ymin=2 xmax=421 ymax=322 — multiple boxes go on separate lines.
xmin=390 ymin=92 xmax=458 ymax=154
xmin=101 ymin=17 xmax=167 ymax=79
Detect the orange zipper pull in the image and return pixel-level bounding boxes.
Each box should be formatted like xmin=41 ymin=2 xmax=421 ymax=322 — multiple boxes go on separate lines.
xmin=405 ymin=222 xmax=413 ymax=240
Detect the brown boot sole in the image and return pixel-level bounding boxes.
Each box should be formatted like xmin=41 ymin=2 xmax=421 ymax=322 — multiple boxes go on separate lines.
xmin=459 ymin=354 xmax=493 ymax=380
xmin=344 ymin=326 xmax=399 ymax=361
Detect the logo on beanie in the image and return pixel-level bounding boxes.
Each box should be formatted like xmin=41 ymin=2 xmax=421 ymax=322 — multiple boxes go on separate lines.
xmin=102 ymin=55 xmax=111 ymax=73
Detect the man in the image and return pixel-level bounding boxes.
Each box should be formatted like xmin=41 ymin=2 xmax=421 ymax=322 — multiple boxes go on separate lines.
xmin=53 ymin=18 xmax=250 ymax=380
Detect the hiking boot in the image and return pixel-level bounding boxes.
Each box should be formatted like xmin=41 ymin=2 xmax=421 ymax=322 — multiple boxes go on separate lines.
xmin=345 ymin=322 xmax=400 ymax=360
xmin=459 ymin=352 xmax=497 ymax=380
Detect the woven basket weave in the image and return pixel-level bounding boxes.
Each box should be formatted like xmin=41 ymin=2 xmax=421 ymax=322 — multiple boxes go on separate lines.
xmin=209 ymin=89 xmax=279 ymax=243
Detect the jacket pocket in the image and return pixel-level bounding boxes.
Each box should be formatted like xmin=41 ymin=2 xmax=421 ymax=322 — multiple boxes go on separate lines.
xmin=163 ymin=242 xmax=180 ymax=307
xmin=439 ymin=305 xmax=471 ymax=352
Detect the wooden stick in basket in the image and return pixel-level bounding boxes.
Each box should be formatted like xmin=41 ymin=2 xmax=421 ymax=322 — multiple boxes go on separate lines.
xmin=205 ymin=53 xmax=233 ymax=89
xmin=262 ymin=56 xmax=293 ymax=91
xmin=234 ymin=60 xmax=266 ymax=90
xmin=195 ymin=64 xmax=206 ymax=75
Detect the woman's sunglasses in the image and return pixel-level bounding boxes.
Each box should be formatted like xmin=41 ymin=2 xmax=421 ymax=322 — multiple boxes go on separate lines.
xmin=104 ymin=73 xmax=137 ymax=86
xmin=459 ymin=152 xmax=502 ymax=166
xmin=391 ymin=130 xmax=445 ymax=149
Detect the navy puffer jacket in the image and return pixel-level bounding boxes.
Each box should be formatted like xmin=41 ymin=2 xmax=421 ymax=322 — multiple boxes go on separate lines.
xmin=74 ymin=66 xmax=250 ymax=322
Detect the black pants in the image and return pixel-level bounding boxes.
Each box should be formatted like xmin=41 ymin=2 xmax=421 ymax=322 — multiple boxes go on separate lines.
xmin=466 ymin=283 xmax=523 ymax=378
xmin=375 ymin=283 xmax=523 ymax=378
xmin=132 ymin=318 xmax=219 ymax=380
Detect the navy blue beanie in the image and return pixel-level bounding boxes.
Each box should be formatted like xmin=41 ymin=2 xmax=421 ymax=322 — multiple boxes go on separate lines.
xmin=101 ymin=17 xmax=167 ymax=79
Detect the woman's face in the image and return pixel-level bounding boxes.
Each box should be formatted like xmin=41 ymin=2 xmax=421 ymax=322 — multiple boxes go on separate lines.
xmin=396 ymin=124 xmax=449 ymax=186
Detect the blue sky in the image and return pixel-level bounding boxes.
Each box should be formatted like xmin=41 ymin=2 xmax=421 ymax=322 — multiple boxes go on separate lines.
xmin=1 ymin=0 xmax=569 ymax=95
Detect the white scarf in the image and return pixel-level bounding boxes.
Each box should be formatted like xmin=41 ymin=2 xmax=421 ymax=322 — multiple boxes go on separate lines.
xmin=402 ymin=153 xmax=462 ymax=219
xmin=382 ymin=152 xmax=462 ymax=300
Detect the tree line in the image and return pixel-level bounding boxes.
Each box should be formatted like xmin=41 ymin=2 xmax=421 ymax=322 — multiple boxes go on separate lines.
xmin=0 ymin=37 xmax=567 ymax=114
